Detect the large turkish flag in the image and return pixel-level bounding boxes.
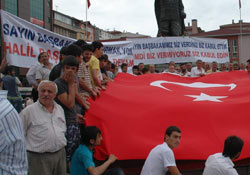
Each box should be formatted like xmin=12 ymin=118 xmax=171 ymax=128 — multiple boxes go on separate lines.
xmin=85 ymin=71 xmax=250 ymax=160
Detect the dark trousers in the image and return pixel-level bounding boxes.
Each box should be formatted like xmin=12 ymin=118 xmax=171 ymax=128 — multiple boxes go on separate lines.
xmin=31 ymin=88 xmax=38 ymax=102
xmin=27 ymin=148 xmax=66 ymax=175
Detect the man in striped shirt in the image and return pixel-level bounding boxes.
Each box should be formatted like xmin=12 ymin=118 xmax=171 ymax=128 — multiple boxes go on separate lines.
xmin=0 ymin=80 xmax=28 ymax=175
xmin=78 ymin=44 xmax=99 ymax=99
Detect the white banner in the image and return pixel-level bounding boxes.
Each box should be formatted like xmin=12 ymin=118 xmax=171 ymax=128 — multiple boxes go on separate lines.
xmin=0 ymin=10 xmax=75 ymax=68
xmin=1 ymin=10 xmax=229 ymax=69
xmin=102 ymin=41 xmax=134 ymax=68
xmin=128 ymin=37 xmax=229 ymax=65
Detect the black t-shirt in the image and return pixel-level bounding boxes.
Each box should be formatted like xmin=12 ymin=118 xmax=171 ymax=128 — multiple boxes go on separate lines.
xmin=54 ymin=78 xmax=77 ymax=125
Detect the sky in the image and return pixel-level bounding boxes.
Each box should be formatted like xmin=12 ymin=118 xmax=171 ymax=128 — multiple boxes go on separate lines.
xmin=53 ymin=0 xmax=250 ymax=37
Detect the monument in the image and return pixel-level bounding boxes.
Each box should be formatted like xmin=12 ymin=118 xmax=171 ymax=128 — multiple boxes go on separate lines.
xmin=155 ymin=0 xmax=186 ymax=37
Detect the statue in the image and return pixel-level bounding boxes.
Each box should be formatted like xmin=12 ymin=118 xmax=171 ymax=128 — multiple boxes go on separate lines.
xmin=155 ymin=0 xmax=186 ymax=37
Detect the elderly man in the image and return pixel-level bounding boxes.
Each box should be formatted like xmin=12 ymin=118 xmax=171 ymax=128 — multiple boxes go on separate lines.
xmin=0 ymin=78 xmax=28 ymax=174
xmin=155 ymin=0 xmax=186 ymax=36
xmin=20 ymin=80 xmax=67 ymax=175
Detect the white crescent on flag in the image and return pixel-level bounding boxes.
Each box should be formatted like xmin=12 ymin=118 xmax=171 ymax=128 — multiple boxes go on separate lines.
xmin=150 ymin=80 xmax=237 ymax=92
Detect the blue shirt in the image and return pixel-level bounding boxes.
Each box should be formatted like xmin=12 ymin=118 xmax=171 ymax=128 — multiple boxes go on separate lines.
xmin=70 ymin=144 xmax=95 ymax=175
xmin=2 ymin=75 xmax=21 ymax=97
xmin=0 ymin=91 xmax=28 ymax=175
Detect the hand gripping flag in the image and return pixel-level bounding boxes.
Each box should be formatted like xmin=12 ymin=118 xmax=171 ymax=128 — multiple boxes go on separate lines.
xmin=85 ymin=71 xmax=250 ymax=160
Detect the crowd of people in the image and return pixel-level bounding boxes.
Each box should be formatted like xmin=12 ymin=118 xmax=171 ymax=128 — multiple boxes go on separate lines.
xmin=0 ymin=39 xmax=250 ymax=175
xmin=127 ymin=60 xmax=250 ymax=77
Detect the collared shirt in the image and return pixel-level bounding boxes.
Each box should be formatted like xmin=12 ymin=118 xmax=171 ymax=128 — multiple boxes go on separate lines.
xmin=203 ymin=153 xmax=238 ymax=175
xmin=141 ymin=142 xmax=176 ymax=175
xmin=20 ymin=101 xmax=67 ymax=153
xmin=36 ymin=64 xmax=52 ymax=81
xmin=0 ymin=90 xmax=28 ymax=175
xmin=191 ymin=67 xmax=205 ymax=77
xmin=26 ymin=62 xmax=40 ymax=86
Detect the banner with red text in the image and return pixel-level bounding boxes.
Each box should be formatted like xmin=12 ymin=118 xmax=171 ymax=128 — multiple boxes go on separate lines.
xmin=86 ymin=71 xmax=250 ymax=160
xmin=0 ymin=10 xmax=75 ymax=68
xmin=103 ymin=41 xmax=134 ymax=68
xmin=128 ymin=37 xmax=229 ymax=65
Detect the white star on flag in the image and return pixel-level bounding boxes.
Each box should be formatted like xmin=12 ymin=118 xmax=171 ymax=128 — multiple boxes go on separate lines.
xmin=185 ymin=93 xmax=228 ymax=102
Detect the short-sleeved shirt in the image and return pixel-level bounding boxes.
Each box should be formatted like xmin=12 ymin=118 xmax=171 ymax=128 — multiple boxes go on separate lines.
xmin=77 ymin=62 xmax=93 ymax=94
xmin=36 ymin=64 xmax=51 ymax=80
xmin=203 ymin=153 xmax=239 ymax=175
xmin=54 ymin=78 xmax=77 ymax=125
xmin=87 ymin=56 xmax=100 ymax=86
xmin=49 ymin=63 xmax=63 ymax=81
xmin=191 ymin=67 xmax=205 ymax=77
xmin=70 ymin=144 xmax=95 ymax=175
xmin=2 ymin=75 xmax=21 ymax=97
xmin=141 ymin=142 xmax=176 ymax=175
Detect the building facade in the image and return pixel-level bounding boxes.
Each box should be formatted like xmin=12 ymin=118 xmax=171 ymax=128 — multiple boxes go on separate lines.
xmin=191 ymin=20 xmax=250 ymax=64
xmin=0 ymin=0 xmax=53 ymax=87
xmin=0 ymin=0 xmax=53 ymax=30
xmin=53 ymin=11 xmax=95 ymax=41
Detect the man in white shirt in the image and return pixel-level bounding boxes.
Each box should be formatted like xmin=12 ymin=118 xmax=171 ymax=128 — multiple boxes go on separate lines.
xmin=141 ymin=126 xmax=182 ymax=175
xmin=26 ymin=52 xmax=48 ymax=102
xmin=20 ymin=80 xmax=67 ymax=175
xmin=203 ymin=136 xmax=244 ymax=175
xmin=191 ymin=60 xmax=205 ymax=77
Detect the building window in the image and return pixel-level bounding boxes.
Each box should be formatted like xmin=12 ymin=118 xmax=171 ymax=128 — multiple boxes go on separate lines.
xmin=5 ymin=0 xmax=18 ymax=15
xmin=232 ymin=40 xmax=238 ymax=58
xmin=30 ymin=0 xmax=44 ymax=21
xmin=54 ymin=13 xmax=72 ymax=25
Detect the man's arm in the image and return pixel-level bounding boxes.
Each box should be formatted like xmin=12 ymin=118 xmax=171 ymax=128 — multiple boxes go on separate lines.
xmin=87 ymin=154 xmax=117 ymax=175
xmin=179 ymin=0 xmax=184 ymax=12
xmin=78 ymin=77 xmax=97 ymax=99
xmin=26 ymin=65 xmax=38 ymax=88
xmin=0 ymin=55 xmax=7 ymax=73
xmin=20 ymin=110 xmax=29 ymax=137
xmin=92 ymin=69 xmax=102 ymax=88
xmin=154 ymin=0 xmax=161 ymax=27
xmin=168 ymin=166 xmax=182 ymax=175
xmin=75 ymin=86 xmax=90 ymax=110
xmin=57 ymin=83 xmax=76 ymax=109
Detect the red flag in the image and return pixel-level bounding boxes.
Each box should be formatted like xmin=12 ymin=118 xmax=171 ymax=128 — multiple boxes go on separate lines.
xmin=239 ymin=0 xmax=241 ymax=8
xmin=87 ymin=0 xmax=91 ymax=8
xmin=85 ymin=71 xmax=250 ymax=160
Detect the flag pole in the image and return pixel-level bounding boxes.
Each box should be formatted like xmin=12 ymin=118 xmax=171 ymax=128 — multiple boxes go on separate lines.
xmin=85 ymin=0 xmax=88 ymax=41
xmin=239 ymin=1 xmax=242 ymax=65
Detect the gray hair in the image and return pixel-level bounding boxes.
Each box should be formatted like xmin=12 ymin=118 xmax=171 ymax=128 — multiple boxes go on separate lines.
xmin=38 ymin=80 xmax=58 ymax=93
